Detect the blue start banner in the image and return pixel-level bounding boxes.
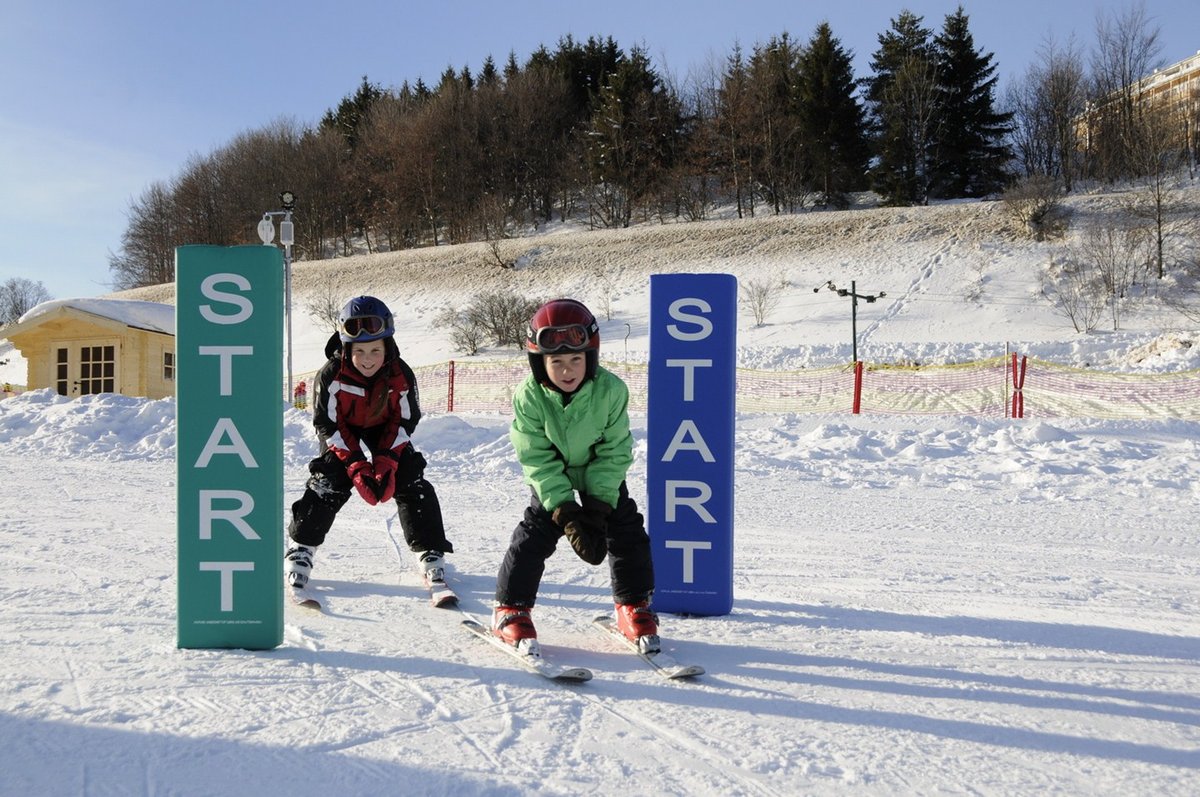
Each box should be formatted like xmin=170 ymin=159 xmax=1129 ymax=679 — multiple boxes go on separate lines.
xmin=646 ymin=273 xmax=737 ymax=615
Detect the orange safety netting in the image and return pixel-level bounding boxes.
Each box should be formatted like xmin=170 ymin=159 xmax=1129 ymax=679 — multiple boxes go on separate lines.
xmin=287 ymin=356 xmax=1200 ymax=420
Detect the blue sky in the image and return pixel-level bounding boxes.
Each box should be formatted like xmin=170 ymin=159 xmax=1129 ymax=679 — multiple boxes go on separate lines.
xmin=3 ymin=0 xmax=1197 ymax=300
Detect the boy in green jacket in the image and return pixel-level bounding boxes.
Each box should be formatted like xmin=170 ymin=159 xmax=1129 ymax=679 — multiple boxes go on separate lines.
xmin=492 ymin=299 xmax=659 ymax=654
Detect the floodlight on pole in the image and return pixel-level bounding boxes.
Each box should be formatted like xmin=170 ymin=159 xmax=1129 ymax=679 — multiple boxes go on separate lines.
xmin=813 ymin=280 xmax=886 ymax=365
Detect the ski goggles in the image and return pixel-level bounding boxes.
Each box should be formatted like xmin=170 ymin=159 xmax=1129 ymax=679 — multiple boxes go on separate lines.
xmin=340 ymin=314 xmax=388 ymax=339
xmin=533 ymin=323 xmax=593 ymax=352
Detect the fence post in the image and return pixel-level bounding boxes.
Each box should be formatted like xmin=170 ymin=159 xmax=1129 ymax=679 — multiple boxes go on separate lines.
xmin=447 ymin=360 xmax=455 ymax=413
xmin=852 ymin=360 xmax=864 ymax=414
xmin=1010 ymin=353 xmax=1027 ymax=419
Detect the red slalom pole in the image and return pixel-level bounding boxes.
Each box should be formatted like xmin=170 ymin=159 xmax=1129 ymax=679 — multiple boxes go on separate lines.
xmin=853 ymin=360 xmax=864 ymax=414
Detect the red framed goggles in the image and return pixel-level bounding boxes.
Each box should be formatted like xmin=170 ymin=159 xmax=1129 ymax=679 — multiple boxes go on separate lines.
xmin=341 ymin=315 xmax=387 ymax=339
xmin=533 ymin=323 xmax=593 ymax=352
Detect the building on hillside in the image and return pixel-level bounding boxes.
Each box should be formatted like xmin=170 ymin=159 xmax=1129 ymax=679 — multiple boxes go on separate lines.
xmin=1077 ymin=50 xmax=1200 ymax=167
xmin=2 ymin=298 xmax=175 ymax=399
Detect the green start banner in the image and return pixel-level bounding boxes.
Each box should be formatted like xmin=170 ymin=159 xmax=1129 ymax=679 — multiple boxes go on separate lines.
xmin=176 ymin=245 xmax=284 ymax=649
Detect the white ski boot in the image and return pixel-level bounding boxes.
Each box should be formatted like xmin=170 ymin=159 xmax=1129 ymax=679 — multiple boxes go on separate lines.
xmin=418 ymin=550 xmax=445 ymax=584
xmin=418 ymin=550 xmax=457 ymax=607
xmin=284 ymin=544 xmax=315 ymax=588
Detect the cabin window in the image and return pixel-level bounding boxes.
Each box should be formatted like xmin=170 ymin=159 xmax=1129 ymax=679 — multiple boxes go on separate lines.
xmin=78 ymin=345 xmax=115 ymax=395
xmin=55 ymin=348 xmax=69 ymax=396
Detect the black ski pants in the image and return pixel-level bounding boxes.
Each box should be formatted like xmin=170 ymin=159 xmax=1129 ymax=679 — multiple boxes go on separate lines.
xmin=494 ymin=482 xmax=654 ymax=608
xmin=288 ymin=443 xmax=452 ymax=554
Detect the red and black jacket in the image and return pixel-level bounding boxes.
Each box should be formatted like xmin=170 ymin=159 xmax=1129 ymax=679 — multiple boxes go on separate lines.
xmin=311 ymin=333 xmax=422 ymax=468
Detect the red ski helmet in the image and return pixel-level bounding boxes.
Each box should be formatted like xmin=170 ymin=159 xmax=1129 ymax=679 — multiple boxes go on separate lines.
xmin=525 ymin=299 xmax=600 ymax=385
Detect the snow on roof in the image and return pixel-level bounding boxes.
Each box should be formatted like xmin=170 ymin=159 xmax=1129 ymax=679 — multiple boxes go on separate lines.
xmin=18 ymin=298 xmax=174 ymax=335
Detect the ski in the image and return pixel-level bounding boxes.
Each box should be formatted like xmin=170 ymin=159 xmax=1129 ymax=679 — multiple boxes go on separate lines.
xmin=461 ymin=617 xmax=592 ymax=682
xmin=424 ymin=572 xmax=458 ymax=608
xmin=591 ymin=614 xmax=704 ymax=679
xmin=288 ymin=585 xmax=323 ymax=612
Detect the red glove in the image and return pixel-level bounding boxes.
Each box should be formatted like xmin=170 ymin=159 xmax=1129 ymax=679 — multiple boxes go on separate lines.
xmin=348 ymin=460 xmax=380 ymax=505
xmin=373 ymin=456 xmax=399 ymax=503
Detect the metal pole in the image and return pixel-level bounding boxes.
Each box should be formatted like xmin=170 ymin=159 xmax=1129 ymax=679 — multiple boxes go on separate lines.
xmin=851 ymin=280 xmax=858 ymax=364
xmin=284 ymin=242 xmax=293 ymax=403
xmin=812 ymin=279 xmax=884 ymax=368
xmin=280 ymin=206 xmax=295 ymax=405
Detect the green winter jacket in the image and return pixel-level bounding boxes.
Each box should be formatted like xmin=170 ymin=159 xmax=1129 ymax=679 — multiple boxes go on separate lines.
xmin=509 ymin=365 xmax=633 ymax=513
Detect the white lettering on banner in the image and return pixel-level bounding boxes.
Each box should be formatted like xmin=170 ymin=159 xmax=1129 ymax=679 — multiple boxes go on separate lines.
xmin=198 ymin=490 xmax=260 ymax=541
xmin=666 ymin=298 xmax=713 ymax=341
xmin=195 ymin=418 xmax=259 ymax=468
xmin=665 ymin=540 xmax=713 ymax=583
xmin=663 ymin=420 xmax=716 ymax=462
xmin=198 ymin=346 xmax=254 ymax=396
xmin=199 ymin=561 xmax=255 ymax=611
xmin=665 ymin=480 xmax=716 ymax=523
xmin=665 ymin=359 xmax=712 ymax=401
xmin=199 ymin=274 xmax=253 ymax=324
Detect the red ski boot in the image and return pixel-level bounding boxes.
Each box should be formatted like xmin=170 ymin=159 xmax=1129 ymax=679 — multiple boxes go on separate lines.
xmin=615 ymin=601 xmax=660 ymax=653
xmin=492 ymin=605 xmax=537 ymax=647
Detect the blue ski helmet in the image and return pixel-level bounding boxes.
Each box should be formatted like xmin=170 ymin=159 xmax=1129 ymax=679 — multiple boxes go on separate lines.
xmin=338 ymin=296 xmax=395 ymax=343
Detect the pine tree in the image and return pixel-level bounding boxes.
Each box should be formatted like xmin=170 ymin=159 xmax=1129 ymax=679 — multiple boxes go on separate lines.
xmin=320 ymin=76 xmax=384 ymax=151
xmin=930 ymin=6 xmax=1014 ymax=197
xmin=747 ymin=33 xmax=805 ymax=213
xmin=866 ymin=11 xmax=937 ymax=205
xmin=714 ymin=45 xmax=758 ymax=218
xmin=584 ymin=47 xmax=682 ymax=227
xmin=796 ymin=22 xmax=870 ymax=208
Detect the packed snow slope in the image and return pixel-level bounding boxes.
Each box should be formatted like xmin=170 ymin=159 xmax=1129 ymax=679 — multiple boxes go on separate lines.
xmin=107 ymin=188 xmax=1200 ymax=375
xmin=1 ymin=394 xmax=1197 ymax=796
xmin=1 ymin=188 xmax=1199 ymax=796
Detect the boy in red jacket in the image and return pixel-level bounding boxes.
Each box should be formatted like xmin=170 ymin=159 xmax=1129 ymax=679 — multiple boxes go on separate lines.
xmin=285 ymin=296 xmax=453 ymax=591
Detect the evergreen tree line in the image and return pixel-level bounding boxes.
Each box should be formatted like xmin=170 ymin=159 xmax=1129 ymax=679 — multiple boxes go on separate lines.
xmin=108 ymin=5 xmax=1187 ymax=290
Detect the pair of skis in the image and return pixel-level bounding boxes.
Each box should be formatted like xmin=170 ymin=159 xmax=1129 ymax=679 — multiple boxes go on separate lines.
xmin=461 ymin=611 xmax=704 ymax=682
xmin=287 ymin=567 xmax=456 ymax=613
xmin=288 ymin=557 xmax=702 ymax=681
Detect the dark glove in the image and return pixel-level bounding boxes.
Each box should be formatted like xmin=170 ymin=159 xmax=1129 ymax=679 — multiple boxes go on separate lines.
xmin=580 ymin=494 xmax=614 ymax=528
xmin=348 ymin=460 xmax=380 ymax=505
xmin=551 ymin=500 xmax=583 ymax=529
xmin=557 ymin=497 xmax=610 ymax=566
xmin=373 ymin=455 xmax=399 ymax=503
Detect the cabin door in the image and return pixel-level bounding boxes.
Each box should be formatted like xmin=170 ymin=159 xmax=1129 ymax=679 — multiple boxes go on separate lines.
xmin=54 ymin=341 xmax=118 ymax=396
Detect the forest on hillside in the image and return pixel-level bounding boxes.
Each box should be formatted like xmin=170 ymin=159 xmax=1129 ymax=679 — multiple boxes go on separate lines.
xmin=104 ymin=3 xmax=1194 ymax=295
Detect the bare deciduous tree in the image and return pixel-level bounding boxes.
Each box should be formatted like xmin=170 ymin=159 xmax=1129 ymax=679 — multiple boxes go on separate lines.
xmin=1127 ymin=98 xmax=1192 ymax=278
xmin=302 ymin=270 xmax=346 ymax=334
xmin=740 ymin=277 xmax=782 ymax=326
xmin=1006 ymin=36 xmax=1087 ymax=190
xmin=1080 ymin=221 xmax=1152 ymax=329
xmin=0 ymin=278 xmax=52 ymax=326
xmin=1087 ymin=2 xmax=1163 ymax=180
xmin=435 ymin=306 xmax=485 ymax=355
xmin=445 ymin=291 xmax=544 ymax=351
xmin=1041 ymin=254 xmax=1107 ymax=333
xmin=1002 ymin=175 xmax=1068 ymax=240
xmin=109 ymin=181 xmax=178 ymax=290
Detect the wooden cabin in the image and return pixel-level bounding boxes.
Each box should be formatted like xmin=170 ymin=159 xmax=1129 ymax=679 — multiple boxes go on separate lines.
xmin=2 ymin=299 xmax=175 ymax=399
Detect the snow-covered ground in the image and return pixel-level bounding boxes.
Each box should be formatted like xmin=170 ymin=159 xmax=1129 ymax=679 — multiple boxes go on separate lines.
xmin=2 ymin=190 xmax=1199 ymax=795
